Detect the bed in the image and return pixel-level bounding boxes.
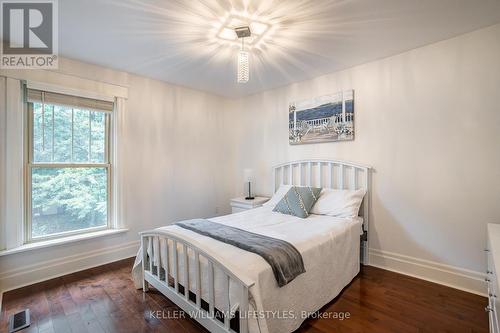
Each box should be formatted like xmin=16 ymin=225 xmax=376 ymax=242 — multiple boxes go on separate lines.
xmin=132 ymin=160 xmax=371 ymax=333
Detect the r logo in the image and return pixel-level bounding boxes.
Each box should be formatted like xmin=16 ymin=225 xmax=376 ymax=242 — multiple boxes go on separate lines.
xmin=2 ymin=1 xmax=53 ymax=54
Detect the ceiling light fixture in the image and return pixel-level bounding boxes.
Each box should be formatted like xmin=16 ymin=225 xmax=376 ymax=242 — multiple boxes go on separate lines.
xmin=236 ymin=26 xmax=250 ymax=83
xmin=215 ymin=15 xmax=270 ymax=48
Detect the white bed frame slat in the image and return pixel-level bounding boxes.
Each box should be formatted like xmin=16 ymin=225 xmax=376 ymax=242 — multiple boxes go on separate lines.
xmin=173 ymin=240 xmax=179 ymax=293
xmin=329 ymin=163 xmax=333 ymax=188
xmin=183 ymin=244 xmax=189 ymax=300
xmin=239 ymin=283 xmax=249 ymax=333
xmin=141 ymin=236 xmax=149 ymax=292
xmin=156 ymin=236 xmax=161 ymax=280
xmin=339 ymin=164 xmax=344 ymax=189
xmin=165 ymin=239 xmax=169 ymax=283
xmin=307 ymin=162 xmax=312 ymax=186
xmin=208 ymin=261 xmax=215 ymax=317
xmin=148 ymin=238 xmax=153 ymax=273
xmin=352 ymin=167 xmax=358 ymax=190
xmin=224 ymin=274 xmax=231 ymax=330
xmin=317 ymin=162 xmax=322 ymax=186
xmin=273 ymin=170 xmax=276 ymax=192
xmin=298 ymin=163 xmax=303 ymax=186
xmin=195 ymin=250 xmax=201 ymax=308
xmin=141 ymin=159 xmax=371 ymax=333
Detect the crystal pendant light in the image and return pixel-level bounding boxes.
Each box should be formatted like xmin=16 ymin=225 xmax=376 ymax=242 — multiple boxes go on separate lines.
xmin=237 ymin=48 xmax=249 ymax=83
xmin=235 ymin=27 xmax=251 ymax=83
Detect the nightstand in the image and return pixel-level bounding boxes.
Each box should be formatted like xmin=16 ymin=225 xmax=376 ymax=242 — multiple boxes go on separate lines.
xmin=230 ymin=196 xmax=270 ymax=213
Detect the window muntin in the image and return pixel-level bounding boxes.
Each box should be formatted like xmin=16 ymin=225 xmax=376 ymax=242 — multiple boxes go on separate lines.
xmin=27 ymin=100 xmax=111 ymax=241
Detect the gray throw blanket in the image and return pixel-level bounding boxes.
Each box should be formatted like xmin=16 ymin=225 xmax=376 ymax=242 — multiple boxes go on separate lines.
xmin=175 ymin=219 xmax=305 ymax=287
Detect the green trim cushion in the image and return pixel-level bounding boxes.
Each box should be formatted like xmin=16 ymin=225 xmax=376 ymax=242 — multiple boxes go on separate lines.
xmin=273 ymin=186 xmax=322 ymax=218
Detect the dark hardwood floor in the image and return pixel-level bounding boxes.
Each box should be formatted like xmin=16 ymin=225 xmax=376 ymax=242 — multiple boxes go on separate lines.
xmin=0 ymin=257 xmax=488 ymax=333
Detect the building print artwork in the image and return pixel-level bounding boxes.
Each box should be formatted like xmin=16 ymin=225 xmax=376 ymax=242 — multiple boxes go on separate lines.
xmin=289 ymin=90 xmax=354 ymax=144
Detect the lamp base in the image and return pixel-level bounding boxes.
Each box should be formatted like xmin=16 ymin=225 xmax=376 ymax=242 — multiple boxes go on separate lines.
xmin=245 ymin=181 xmax=254 ymax=200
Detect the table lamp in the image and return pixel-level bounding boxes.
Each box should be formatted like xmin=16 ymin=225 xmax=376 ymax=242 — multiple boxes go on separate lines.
xmin=243 ymin=169 xmax=255 ymax=200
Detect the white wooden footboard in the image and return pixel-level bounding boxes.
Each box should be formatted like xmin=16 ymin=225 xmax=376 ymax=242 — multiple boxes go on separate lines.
xmin=140 ymin=230 xmax=254 ymax=333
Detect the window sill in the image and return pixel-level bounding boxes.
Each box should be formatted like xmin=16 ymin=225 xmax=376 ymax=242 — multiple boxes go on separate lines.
xmin=0 ymin=228 xmax=129 ymax=257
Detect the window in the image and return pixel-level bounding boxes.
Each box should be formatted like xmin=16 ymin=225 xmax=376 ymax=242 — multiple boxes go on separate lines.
xmin=26 ymin=89 xmax=114 ymax=241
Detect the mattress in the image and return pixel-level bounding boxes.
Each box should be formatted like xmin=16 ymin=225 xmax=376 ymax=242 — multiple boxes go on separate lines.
xmin=132 ymin=206 xmax=362 ymax=333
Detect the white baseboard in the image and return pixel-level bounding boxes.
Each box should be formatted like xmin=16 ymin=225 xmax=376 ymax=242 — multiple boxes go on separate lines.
xmin=369 ymin=248 xmax=487 ymax=296
xmin=0 ymin=240 xmax=139 ymax=296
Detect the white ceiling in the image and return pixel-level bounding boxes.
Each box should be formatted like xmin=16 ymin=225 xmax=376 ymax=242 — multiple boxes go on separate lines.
xmin=59 ymin=0 xmax=500 ymax=98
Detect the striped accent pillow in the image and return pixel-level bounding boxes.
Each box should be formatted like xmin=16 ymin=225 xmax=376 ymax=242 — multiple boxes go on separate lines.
xmin=273 ymin=186 xmax=322 ymax=218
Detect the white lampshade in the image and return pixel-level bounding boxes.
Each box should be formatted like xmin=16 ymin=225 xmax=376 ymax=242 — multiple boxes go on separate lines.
xmin=243 ymin=168 xmax=254 ymax=182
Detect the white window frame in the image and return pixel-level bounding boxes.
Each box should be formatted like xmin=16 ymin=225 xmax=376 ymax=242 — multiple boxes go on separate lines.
xmin=24 ymin=97 xmax=113 ymax=243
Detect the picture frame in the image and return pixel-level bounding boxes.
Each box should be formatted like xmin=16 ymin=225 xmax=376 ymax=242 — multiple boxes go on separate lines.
xmin=289 ymin=90 xmax=354 ymax=145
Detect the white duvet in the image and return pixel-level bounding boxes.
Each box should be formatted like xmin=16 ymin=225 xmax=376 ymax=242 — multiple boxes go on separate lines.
xmin=132 ymin=206 xmax=362 ymax=333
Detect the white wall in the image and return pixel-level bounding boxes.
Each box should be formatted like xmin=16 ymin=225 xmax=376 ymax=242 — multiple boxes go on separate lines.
xmin=0 ymin=58 xmax=232 ymax=292
xmin=223 ymin=24 xmax=500 ymax=293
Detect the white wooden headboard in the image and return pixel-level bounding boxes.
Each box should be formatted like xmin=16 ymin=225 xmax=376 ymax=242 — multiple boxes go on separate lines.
xmin=272 ymin=159 xmax=371 ymax=264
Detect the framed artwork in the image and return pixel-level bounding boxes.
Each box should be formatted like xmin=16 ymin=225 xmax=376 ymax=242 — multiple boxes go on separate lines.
xmin=289 ymin=90 xmax=354 ymax=145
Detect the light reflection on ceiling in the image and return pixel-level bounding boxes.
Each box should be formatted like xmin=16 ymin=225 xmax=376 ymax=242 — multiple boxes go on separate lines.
xmin=59 ymin=0 xmax=500 ymax=97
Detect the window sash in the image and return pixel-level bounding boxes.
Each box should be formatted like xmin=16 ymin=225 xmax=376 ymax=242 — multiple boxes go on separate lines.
xmin=28 ymin=103 xmax=111 ymax=165
xmin=25 ymin=101 xmax=113 ymax=242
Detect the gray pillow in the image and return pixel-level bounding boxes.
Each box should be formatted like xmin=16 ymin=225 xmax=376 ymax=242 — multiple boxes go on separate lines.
xmin=273 ymin=186 xmax=322 ymax=218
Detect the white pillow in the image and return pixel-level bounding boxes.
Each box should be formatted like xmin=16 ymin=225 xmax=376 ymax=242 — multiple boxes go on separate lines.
xmin=263 ymin=185 xmax=292 ymax=207
xmin=310 ymin=188 xmax=366 ymax=218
